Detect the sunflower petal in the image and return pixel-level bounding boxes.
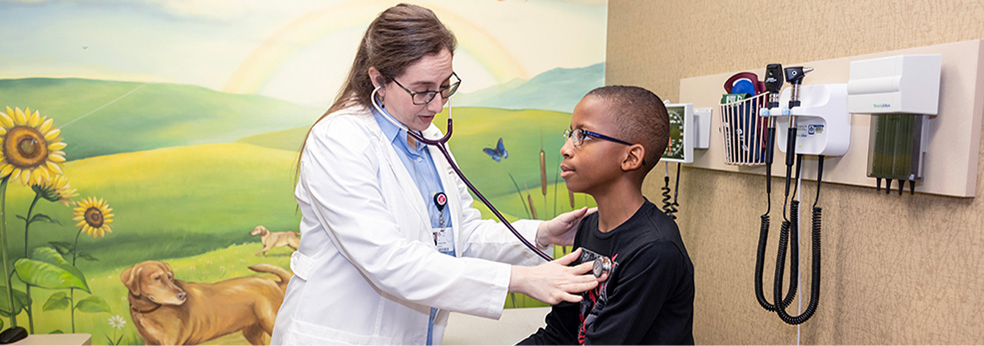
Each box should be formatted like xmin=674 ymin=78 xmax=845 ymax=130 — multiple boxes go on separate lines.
xmin=44 ymin=128 xmax=61 ymax=142
xmin=48 ymin=142 xmax=67 ymax=151
xmin=0 ymin=165 xmax=12 ymax=178
xmin=49 ymin=154 xmax=66 ymax=163
xmin=46 ymin=161 xmax=63 ymax=175
xmin=39 ymin=118 xmax=53 ymax=134
xmin=21 ymin=169 xmax=32 ymax=185
xmin=37 ymin=167 xmax=50 ymax=185
xmin=0 ymin=111 xmax=14 ymax=128
xmin=28 ymin=110 xmax=40 ymax=127
xmin=13 ymin=108 xmax=26 ymax=125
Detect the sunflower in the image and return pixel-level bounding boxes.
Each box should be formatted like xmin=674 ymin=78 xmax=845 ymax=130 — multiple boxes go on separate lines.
xmin=73 ymin=197 xmax=114 ymax=238
xmin=0 ymin=107 xmax=67 ymax=186
xmin=32 ymin=174 xmax=78 ymax=207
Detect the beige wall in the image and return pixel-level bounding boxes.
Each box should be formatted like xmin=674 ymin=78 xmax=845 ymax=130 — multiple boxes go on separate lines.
xmin=607 ymin=0 xmax=984 ymax=344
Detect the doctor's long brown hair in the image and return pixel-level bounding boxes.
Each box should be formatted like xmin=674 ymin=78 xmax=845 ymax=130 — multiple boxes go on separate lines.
xmin=294 ymin=3 xmax=457 ymax=181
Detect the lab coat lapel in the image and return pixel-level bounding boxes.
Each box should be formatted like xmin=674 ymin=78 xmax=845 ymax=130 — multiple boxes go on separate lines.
xmin=368 ymin=118 xmax=430 ymax=233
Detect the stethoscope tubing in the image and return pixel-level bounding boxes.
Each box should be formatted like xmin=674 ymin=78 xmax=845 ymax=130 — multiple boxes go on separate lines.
xmin=371 ymin=87 xmax=553 ymax=262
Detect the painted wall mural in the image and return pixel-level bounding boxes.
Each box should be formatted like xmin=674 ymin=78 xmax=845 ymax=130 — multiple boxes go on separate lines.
xmin=0 ymin=0 xmax=606 ymax=344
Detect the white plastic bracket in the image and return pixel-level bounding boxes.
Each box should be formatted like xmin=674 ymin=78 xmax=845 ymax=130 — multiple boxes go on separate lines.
xmin=694 ymin=107 xmax=712 ymax=149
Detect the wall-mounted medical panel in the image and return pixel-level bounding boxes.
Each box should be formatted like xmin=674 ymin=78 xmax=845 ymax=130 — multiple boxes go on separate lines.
xmin=678 ymin=40 xmax=984 ymax=197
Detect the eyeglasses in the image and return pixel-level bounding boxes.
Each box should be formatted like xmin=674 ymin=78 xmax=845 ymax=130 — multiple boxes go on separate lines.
xmin=389 ymin=72 xmax=461 ymax=105
xmin=563 ymin=128 xmax=634 ymax=147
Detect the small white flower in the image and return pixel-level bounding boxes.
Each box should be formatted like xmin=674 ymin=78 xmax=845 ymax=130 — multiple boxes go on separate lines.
xmin=108 ymin=315 xmax=126 ymax=330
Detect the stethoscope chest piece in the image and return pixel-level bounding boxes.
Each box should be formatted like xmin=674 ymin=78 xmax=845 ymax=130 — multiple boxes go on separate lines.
xmin=593 ymin=256 xmax=612 ymax=278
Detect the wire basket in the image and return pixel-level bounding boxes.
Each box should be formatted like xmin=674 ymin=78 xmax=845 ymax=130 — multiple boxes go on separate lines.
xmin=720 ymin=92 xmax=770 ymax=166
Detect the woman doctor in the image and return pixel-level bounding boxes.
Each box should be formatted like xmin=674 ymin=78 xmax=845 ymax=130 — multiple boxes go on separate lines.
xmin=270 ymin=4 xmax=599 ymax=345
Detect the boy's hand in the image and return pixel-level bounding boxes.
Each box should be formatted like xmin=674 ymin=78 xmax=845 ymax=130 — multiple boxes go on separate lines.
xmin=509 ymin=248 xmax=599 ymax=304
xmin=536 ymin=207 xmax=597 ymax=248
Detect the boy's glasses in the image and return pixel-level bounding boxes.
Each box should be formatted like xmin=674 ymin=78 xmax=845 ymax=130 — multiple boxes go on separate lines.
xmin=563 ymin=128 xmax=634 ymax=147
xmin=389 ymin=72 xmax=461 ymax=105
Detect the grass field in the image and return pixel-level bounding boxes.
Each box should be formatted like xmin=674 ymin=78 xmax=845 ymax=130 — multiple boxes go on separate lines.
xmin=0 ymin=142 xmax=303 ymax=275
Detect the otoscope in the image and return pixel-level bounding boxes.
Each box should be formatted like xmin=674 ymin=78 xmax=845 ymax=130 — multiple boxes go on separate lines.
xmin=772 ymin=66 xmax=822 ymax=325
xmin=754 ymin=63 xmax=798 ymax=312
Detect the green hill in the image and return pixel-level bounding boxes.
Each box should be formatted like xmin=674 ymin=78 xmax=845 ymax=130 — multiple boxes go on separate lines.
xmin=0 ymin=78 xmax=320 ymax=159
xmin=454 ymin=63 xmax=605 ymax=113
xmin=236 ymin=126 xmax=309 ymax=152
xmin=2 ymin=142 xmax=303 ymax=273
xmin=241 ymin=107 xmax=578 ymax=200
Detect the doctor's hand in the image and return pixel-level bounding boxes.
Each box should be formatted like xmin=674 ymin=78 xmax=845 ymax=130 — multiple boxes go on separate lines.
xmin=508 ymin=248 xmax=598 ymax=305
xmin=536 ymin=207 xmax=597 ymax=248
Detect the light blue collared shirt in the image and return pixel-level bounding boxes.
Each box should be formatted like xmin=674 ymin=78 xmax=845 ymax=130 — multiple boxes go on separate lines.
xmin=372 ymin=103 xmax=454 ymax=345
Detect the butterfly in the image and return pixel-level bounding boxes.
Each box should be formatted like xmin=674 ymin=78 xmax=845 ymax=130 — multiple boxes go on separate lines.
xmin=482 ymin=137 xmax=509 ymax=162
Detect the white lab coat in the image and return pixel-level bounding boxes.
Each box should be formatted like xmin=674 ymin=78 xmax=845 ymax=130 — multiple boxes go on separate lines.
xmin=271 ymin=105 xmax=547 ymax=345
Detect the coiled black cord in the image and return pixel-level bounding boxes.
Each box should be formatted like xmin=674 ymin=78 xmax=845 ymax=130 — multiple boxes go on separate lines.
xmin=774 ymin=155 xmax=823 ymax=325
xmin=661 ymin=177 xmax=675 ymax=218
xmin=661 ymin=163 xmax=681 ymax=219
xmin=754 ymin=126 xmax=798 ymax=311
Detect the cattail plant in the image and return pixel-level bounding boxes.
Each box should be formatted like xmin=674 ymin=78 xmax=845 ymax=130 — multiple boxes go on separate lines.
xmin=527 ymin=193 xmax=538 ymax=220
xmin=540 ymin=150 xmax=547 ymax=196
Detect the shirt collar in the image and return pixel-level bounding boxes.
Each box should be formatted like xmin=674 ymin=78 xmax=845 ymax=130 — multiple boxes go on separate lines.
xmin=371 ymin=99 xmax=425 ymax=151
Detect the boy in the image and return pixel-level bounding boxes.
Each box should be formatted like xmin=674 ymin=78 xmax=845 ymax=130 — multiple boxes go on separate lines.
xmin=520 ymin=86 xmax=695 ymax=345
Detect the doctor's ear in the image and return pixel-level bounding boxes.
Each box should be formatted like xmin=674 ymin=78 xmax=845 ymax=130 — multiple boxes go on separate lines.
xmin=368 ymin=67 xmax=386 ymax=89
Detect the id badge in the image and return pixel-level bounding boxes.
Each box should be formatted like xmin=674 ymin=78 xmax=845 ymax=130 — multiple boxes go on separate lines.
xmin=432 ymin=227 xmax=455 ymax=255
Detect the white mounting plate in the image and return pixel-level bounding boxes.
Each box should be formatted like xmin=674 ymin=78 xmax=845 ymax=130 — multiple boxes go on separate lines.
xmin=678 ymin=40 xmax=984 ymax=197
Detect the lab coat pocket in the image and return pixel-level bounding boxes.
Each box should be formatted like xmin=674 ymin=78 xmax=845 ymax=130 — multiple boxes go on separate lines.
xmin=284 ymin=318 xmax=395 ymax=345
xmin=289 ymin=251 xmax=314 ymax=280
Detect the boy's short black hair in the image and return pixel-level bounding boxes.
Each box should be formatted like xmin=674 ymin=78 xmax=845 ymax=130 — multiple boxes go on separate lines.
xmin=585 ymin=85 xmax=669 ymax=174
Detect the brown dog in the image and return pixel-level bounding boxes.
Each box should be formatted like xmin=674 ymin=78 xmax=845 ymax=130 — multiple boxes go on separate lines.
xmin=121 ymin=260 xmax=292 ymax=345
xmin=250 ymin=225 xmax=300 ymax=256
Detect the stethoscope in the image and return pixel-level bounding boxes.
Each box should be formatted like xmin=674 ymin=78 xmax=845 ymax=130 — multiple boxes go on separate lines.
xmin=371 ymin=86 xmax=611 ymax=277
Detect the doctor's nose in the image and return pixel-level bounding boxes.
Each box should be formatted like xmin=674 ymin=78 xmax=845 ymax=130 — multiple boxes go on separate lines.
xmin=426 ymin=94 xmax=445 ymax=114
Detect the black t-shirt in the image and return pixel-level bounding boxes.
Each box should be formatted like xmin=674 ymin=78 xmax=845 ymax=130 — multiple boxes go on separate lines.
xmin=518 ymin=200 xmax=695 ymax=345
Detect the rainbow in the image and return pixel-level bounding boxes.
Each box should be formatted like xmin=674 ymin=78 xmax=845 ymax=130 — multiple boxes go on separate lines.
xmin=222 ymin=0 xmax=528 ymax=95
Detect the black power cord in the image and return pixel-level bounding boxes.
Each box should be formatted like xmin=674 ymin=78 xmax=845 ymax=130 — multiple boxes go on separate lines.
xmin=774 ymin=155 xmax=823 ymax=325
xmin=661 ymin=163 xmax=681 ymax=219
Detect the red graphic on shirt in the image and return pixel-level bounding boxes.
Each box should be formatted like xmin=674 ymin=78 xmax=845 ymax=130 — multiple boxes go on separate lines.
xmin=577 ymin=253 xmax=618 ymax=345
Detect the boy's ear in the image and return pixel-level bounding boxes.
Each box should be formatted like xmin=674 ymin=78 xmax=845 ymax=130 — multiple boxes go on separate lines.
xmin=621 ymin=144 xmax=646 ymax=171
